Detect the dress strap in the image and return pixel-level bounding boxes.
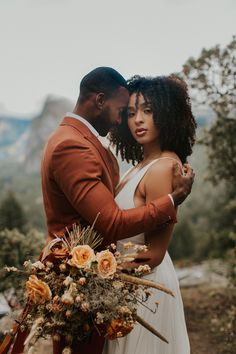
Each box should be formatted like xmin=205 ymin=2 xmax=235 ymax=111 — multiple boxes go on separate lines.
xmin=137 ymin=157 xmax=183 ymax=175
xmin=150 ymin=157 xmax=183 ymax=171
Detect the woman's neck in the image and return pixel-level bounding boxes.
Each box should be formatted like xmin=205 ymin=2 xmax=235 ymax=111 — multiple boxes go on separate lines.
xmin=142 ymin=142 xmax=162 ymax=162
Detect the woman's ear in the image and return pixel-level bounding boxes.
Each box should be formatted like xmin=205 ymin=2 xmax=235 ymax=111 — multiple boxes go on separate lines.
xmin=95 ymin=93 xmax=105 ymax=110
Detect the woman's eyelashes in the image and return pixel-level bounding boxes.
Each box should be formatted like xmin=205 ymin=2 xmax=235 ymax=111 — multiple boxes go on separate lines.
xmin=127 ymin=107 xmax=153 ymax=119
xmin=127 ymin=110 xmax=136 ymax=118
xmin=143 ymin=107 xmax=153 ymax=115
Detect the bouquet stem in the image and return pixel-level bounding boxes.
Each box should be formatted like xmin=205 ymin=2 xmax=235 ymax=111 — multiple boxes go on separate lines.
xmin=136 ymin=315 xmax=169 ymax=343
xmin=118 ymin=273 xmax=175 ymax=297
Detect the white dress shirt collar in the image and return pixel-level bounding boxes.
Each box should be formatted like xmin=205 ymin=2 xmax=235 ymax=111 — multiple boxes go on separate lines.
xmin=66 ymin=112 xmax=99 ymax=138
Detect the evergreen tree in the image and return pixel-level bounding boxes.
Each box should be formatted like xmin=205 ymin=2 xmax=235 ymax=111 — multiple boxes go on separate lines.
xmin=0 ymin=190 xmax=27 ymax=232
xmin=169 ymin=220 xmax=195 ymax=260
xmin=0 ymin=228 xmax=45 ymax=305
xmin=182 ymin=36 xmax=236 ymax=188
xmin=182 ymin=36 xmax=236 ymax=271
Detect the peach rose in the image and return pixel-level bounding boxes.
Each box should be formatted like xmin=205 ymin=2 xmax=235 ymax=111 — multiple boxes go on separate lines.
xmin=26 ymin=275 xmax=52 ymax=304
xmin=96 ymin=250 xmax=117 ymax=278
xmin=69 ymin=245 xmax=95 ymax=268
xmin=105 ymin=319 xmax=133 ymax=340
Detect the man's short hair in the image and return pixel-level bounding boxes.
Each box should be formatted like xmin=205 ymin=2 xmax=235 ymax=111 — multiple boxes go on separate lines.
xmin=79 ymin=67 xmax=127 ymax=100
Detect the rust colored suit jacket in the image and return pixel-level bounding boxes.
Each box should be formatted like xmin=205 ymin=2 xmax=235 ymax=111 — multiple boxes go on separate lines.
xmin=41 ymin=116 xmax=177 ymax=247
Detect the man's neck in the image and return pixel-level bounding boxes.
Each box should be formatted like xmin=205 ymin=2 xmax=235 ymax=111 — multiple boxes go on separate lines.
xmin=73 ymin=102 xmax=105 ymax=137
xmin=67 ymin=111 xmax=99 ymax=138
xmin=73 ymin=102 xmax=94 ymax=124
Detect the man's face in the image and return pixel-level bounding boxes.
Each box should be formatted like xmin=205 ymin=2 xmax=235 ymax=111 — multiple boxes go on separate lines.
xmin=97 ymin=87 xmax=129 ymax=136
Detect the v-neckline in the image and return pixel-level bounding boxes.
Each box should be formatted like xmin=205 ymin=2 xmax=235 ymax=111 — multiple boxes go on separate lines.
xmin=115 ymin=159 xmax=159 ymax=196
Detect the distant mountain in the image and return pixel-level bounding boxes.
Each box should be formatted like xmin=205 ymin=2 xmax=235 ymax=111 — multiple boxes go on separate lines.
xmin=24 ymin=96 xmax=73 ymax=173
xmin=0 ymin=96 xmax=73 ymax=171
xmin=0 ymin=117 xmax=31 ymax=161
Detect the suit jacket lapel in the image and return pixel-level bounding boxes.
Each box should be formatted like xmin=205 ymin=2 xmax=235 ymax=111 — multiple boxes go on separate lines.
xmin=60 ymin=117 xmax=115 ymax=193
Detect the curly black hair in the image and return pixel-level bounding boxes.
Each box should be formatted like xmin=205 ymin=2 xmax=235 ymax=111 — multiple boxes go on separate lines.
xmin=109 ymin=75 xmax=197 ymax=164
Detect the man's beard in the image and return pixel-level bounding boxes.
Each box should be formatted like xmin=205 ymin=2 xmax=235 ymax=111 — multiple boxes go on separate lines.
xmin=94 ymin=106 xmax=113 ymax=137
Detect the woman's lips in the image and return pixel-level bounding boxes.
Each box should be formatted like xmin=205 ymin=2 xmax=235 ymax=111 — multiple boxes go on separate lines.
xmin=135 ymin=128 xmax=147 ymax=137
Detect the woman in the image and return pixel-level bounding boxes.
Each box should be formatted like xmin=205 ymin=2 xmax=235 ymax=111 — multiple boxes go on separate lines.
xmin=103 ymin=75 xmax=196 ymax=354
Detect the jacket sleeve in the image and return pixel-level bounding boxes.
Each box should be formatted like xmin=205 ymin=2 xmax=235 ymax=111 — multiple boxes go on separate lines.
xmin=51 ymin=141 xmax=177 ymax=246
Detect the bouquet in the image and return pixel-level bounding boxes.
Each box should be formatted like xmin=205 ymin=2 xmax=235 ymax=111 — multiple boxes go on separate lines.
xmin=4 ymin=220 xmax=174 ymax=354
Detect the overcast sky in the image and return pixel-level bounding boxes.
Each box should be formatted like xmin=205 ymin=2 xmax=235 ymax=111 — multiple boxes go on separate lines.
xmin=0 ymin=0 xmax=235 ymax=117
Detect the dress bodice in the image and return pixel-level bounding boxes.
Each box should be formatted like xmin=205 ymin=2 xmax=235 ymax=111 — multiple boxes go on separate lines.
xmin=115 ymin=157 xmax=182 ymax=250
xmin=115 ymin=159 xmax=161 ymax=249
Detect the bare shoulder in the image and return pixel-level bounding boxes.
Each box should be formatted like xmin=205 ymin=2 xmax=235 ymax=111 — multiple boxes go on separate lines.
xmin=146 ymin=153 xmax=182 ymax=181
xmin=138 ymin=154 xmax=181 ymax=199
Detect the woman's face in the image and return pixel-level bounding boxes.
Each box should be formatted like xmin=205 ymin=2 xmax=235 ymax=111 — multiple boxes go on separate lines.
xmin=127 ymin=93 xmax=159 ymax=145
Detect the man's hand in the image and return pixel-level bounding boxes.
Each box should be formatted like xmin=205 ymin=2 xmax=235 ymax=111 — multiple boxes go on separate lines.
xmin=171 ymin=163 xmax=194 ymax=206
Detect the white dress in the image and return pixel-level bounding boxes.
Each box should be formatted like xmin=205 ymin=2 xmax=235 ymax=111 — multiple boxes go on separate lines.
xmin=103 ymin=159 xmax=190 ymax=354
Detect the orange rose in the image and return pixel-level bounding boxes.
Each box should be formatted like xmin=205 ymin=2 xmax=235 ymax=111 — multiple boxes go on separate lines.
xmin=69 ymin=245 xmax=95 ymax=268
xmin=96 ymin=250 xmax=117 ymax=278
xmin=105 ymin=319 xmax=133 ymax=339
xmin=26 ymin=275 xmax=52 ymax=304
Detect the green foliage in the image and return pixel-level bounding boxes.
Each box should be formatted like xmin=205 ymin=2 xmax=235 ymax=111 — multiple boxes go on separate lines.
xmin=182 ymin=36 xmax=236 ymax=190
xmin=181 ymin=36 xmax=236 ymax=282
xmin=0 ymin=191 xmax=27 ymax=232
xmin=0 ymin=228 xmax=45 ymax=299
xmin=0 ymin=164 xmax=45 ymax=231
xmin=204 ymin=118 xmax=236 ymax=185
xmin=169 ymin=142 xmax=215 ymax=261
xmin=183 ymin=37 xmax=236 ymax=191
xmin=169 ymin=220 xmax=195 ymax=260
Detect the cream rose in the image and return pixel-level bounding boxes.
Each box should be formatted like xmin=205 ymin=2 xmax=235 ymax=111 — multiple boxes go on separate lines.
xmin=96 ymin=250 xmax=117 ymax=278
xmin=26 ymin=275 xmax=52 ymax=304
xmin=69 ymin=245 xmax=95 ymax=268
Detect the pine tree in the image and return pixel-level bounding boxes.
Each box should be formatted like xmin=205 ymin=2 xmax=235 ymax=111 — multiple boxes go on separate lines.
xmin=182 ymin=36 xmax=236 ymax=273
xmin=0 ymin=190 xmax=26 ymax=232
xmin=0 ymin=228 xmax=45 ymax=304
xmin=182 ymin=35 xmax=236 ymax=186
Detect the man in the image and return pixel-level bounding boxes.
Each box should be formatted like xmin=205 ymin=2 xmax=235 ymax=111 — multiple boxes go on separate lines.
xmin=9 ymin=67 xmax=194 ymax=354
